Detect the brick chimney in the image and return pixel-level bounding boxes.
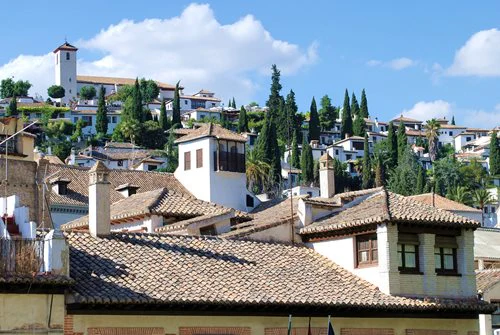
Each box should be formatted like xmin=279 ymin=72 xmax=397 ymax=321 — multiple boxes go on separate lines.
xmin=88 ymin=161 xmax=110 ymax=237
xmin=319 ymin=153 xmax=335 ymax=198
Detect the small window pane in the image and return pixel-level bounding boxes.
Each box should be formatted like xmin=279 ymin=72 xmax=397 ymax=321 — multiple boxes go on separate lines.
xmin=398 ymin=251 xmax=403 ymax=267
xmin=444 ymin=255 xmax=454 ymax=269
xmin=405 ymin=253 xmax=416 ymax=268
xmin=435 ymin=254 xmax=442 ymax=269
xmin=371 ymin=250 xmax=378 ymax=261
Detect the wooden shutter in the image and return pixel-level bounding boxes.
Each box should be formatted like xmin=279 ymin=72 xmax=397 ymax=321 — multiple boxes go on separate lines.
xmin=341 ymin=329 xmax=394 ymax=335
xmin=406 ymin=330 xmax=457 ymax=335
xmin=196 ymin=149 xmax=203 ymax=168
xmin=184 ymin=151 xmax=191 ymax=170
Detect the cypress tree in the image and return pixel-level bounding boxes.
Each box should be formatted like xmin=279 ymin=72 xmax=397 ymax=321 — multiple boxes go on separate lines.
xmin=159 ymin=98 xmax=169 ymax=131
xmin=291 ymin=131 xmax=300 ymax=168
xmin=266 ymin=64 xmax=283 ymax=119
xmin=351 ymin=93 xmax=360 ymax=117
xmin=231 ymin=97 xmax=236 ymax=108
xmin=319 ymin=95 xmax=336 ymax=131
xmin=172 ymin=81 xmax=181 ymax=128
xmin=416 ymin=165 xmax=425 ymax=194
xmin=360 ymin=89 xmax=369 ymax=118
xmin=362 ymin=133 xmax=372 ymax=189
xmin=308 ymin=97 xmax=320 ymax=141
xmin=313 ymin=160 xmax=320 ymax=187
xmin=397 ymin=122 xmax=408 ymax=163
xmin=341 ymin=89 xmax=353 ymax=138
xmin=353 ymin=115 xmax=367 ymax=137
xmin=237 ymin=106 xmax=248 ymax=133
xmin=6 ymin=96 xmax=17 ymax=117
xmin=255 ymin=112 xmax=281 ymax=191
xmin=388 ymin=146 xmax=419 ymax=196
xmin=164 ymin=126 xmax=178 ymax=173
xmin=300 ymin=137 xmax=314 ymax=184
xmin=489 ymin=130 xmax=500 ymax=175
xmin=95 ymin=86 xmax=108 ymax=135
xmin=375 ymin=155 xmax=385 ymax=187
xmin=132 ymin=78 xmax=143 ymax=122
xmin=387 ymin=122 xmax=398 ymax=169
xmin=451 ymin=116 xmax=456 ymax=125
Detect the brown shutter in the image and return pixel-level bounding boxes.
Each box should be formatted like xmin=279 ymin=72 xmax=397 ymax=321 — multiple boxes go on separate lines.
xmin=184 ymin=151 xmax=191 ymax=170
xmin=406 ymin=330 xmax=457 ymax=335
xmin=196 ymin=149 xmax=203 ymax=168
xmin=341 ymin=328 xmax=394 ymax=335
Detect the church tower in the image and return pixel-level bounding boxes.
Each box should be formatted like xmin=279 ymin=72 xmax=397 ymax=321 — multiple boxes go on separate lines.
xmin=53 ymin=42 xmax=78 ymax=105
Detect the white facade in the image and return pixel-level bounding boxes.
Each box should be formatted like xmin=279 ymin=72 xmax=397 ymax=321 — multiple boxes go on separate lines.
xmin=438 ymin=126 xmax=467 ymax=147
xmin=182 ymin=109 xmax=222 ymax=122
xmin=54 ymin=47 xmax=77 ymax=105
xmin=283 ymin=186 xmax=320 ymax=198
xmin=71 ymin=111 xmax=121 ymax=136
xmin=454 ymin=133 xmax=477 ymax=152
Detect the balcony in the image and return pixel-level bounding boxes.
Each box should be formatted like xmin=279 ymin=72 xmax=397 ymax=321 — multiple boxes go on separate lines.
xmin=0 ymin=238 xmax=44 ymax=276
xmin=213 ymin=151 xmax=245 ymax=173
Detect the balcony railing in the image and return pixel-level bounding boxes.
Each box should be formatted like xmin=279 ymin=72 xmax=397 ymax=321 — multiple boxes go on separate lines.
xmin=0 ymin=238 xmax=44 ymax=275
xmin=213 ymin=151 xmax=245 ymax=173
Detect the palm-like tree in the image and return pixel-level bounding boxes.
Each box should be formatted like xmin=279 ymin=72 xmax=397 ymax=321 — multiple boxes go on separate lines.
xmin=425 ymin=119 xmax=441 ymax=161
xmin=447 ymin=186 xmax=472 ymax=206
xmin=120 ymin=119 xmax=141 ymax=144
xmin=246 ymin=149 xmax=271 ymax=193
xmin=472 ymin=188 xmax=493 ymax=226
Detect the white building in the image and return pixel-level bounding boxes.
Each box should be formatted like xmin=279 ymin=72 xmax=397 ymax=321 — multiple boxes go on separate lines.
xmin=54 ymin=42 xmax=78 ymax=105
xmin=437 ymin=124 xmax=467 ymax=147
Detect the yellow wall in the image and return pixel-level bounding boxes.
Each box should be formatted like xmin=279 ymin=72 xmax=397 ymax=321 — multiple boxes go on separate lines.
xmin=0 ymin=293 xmax=65 ymax=332
xmin=72 ymin=314 xmax=479 ymax=335
xmin=0 ymin=117 xmax=35 ymax=161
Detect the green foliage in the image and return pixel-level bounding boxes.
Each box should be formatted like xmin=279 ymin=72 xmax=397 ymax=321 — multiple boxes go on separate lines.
xmin=237 ymin=106 xmax=248 ymax=133
xmin=6 ymin=97 xmax=17 ymax=116
xmin=362 ymin=134 xmax=372 ymax=189
xmin=353 ymin=115 xmax=366 ymax=137
xmin=341 ymin=89 xmax=353 ymax=138
xmin=255 ymin=112 xmax=281 ymax=191
xmin=132 ymin=78 xmax=144 ymax=122
xmin=47 ymin=85 xmax=65 ymax=99
xmin=52 ymin=141 xmax=72 ymax=162
xmin=432 ymin=156 xmax=462 ymax=196
xmin=360 ymin=89 xmax=369 ymax=118
xmin=350 ymin=93 xmax=360 ymax=117
xmin=0 ymin=78 xmax=31 ymax=98
xmin=313 ymin=160 xmax=320 ymax=187
xmin=489 ymin=130 xmax=500 ymax=176
xmin=319 ymin=95 xmax=336 ymax=131
xmin=472 ymin=188 xmax=494 ymax=226
xmin=172 ymin=81 xmax=181 ymax=128
xmin=387 ymin=122 xmax=398 ymax=169
xmin=425 ymin=118 xmax=441 ymax=161
xmin=416 ymin=165 xmax=425 ymax=194
xmin=374 ymin=155 xmax=385 ymax=187
xmin=308 ymin=97 xmax=320 ymax=141
xmin=44 ymin=120 xmax=75 ymax=139
xmin=231 ymin=97 xmax=236 ymax=108
xmin=291 ymin=131 xmax=300 ymax=169
xmin=266 ymin=64 xmax=283 ymax=120
xmin=388 ymin=146 xmax=420 ymax=196
xmin=246 ymin=148 xmax=271 ymax=193
xmin=70 ymin=119 xmax=86 ymax=142
xmin=437 ymin=143 xmax=455 ymax=159
xmin=112 ymin=119 xmax=141 ymax=143
xmin=278 ymin=90 xmax=298 ymax=143
xmin=446 ymin=186 xmax=472 ymax=206
xmin=451 ymin=116 xmax=455 ymax=125
xmin=95 ymin=86 xmax=108 ymax=135
xmin=397 ymin=122 xmax=407 ymax=163
xmin=109 ymin=85 xmax=134 ymax=103
xmin=137 ymin=120 xmax=166 ymax=149
xmin=247 ymin=111 xmax=265 ymax=133
xmin=164 ymin=127 xmax=179 ymax=173
xmin=159 ymin=98 xmax=169 ymax=131
xmin=79 ymin=85 xmax=97 ymax=100
xmin=139 ymin=78 xmax=159 ymax=103
xmin=300 ymin=137 xmax=314 ymax=184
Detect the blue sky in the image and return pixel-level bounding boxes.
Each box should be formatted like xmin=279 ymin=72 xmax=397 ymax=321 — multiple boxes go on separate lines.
xmin=1 ymin=1 xmax=499 ymax=127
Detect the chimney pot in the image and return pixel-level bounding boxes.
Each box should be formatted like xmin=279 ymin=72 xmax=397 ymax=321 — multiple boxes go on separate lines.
xmin=88 ymin=161 xmax=111 ymax=237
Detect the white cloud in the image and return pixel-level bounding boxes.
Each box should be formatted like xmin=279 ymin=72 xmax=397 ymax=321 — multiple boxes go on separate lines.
xmin=0 ymin=3 xmax=317 ymax=102
xmin=400 ymin=100 xmax=500 ymax=128
xmin=366 ymin=57 xmax=416 ymax=70
xmin=447 ymin=28 xmax=500 ymax=77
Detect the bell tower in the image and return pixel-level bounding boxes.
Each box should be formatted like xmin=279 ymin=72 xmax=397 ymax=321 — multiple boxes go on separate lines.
xmin=54 ymin=42 xmax=78 ymax=105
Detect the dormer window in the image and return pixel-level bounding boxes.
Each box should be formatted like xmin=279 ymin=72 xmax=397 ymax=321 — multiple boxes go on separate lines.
xmin=115 ymin=184 xmax=139 ymax=198
xmin=50 ymin=178 xmax=71 ymax=195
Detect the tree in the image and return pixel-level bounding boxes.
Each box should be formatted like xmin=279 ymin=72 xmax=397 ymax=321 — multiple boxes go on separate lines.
xmin=313 ymin=160 xmax=320 ymax=187
xmin=237 ymin=106 xmax=248 ymax=133
xmin=231 ymin=97 xmax=236 ymax=109
xmin=117 ymin=119 xmax=141 ymax=144
xmin=95 ymin=86 xmax=108 ymax=135
xmin=255 ymin=112 xmax=281 ymax=191
xmin=308 ymin=97 xmax=320 ymax=141
xmin=164 ymin=127 xmax=179 ymax=173
xmin=489 ymin=130 xmax=500 ymax=176
xmin=451 ymin=116 xmax=456 ymax=125
xmin=425 ymin=119 xmax=441 ymax=162
xmin=388 ymin=146 xmax=419 ymax=196
xmin=139 ymin=78 xmax=159 ymax=103
xmin=79 ymin=85 xmax=97 ymax=100
xmin=138 ymin=120 xmax=166 ymax=149
xmin=397 ymin=122 xmax=408 ymax=163
xmin=362 ymin=134 xmax=372 ymax=189
xmin=71 ymin=119 xmax=85 ymax=142
xmin=360 ymin=89 xmax=369 ymax=118
xmin=447 ymin=186 xmax=472 ymax=206
xmin=374 ymin=155 xmax=385 ymax=187
xmin=291 ymin=131 xmax=300 ymax=168
xmin=387 ymin=122 xmax=398 ymax=169
xmin=246 ymin=149 xmax=271 ymax=193
xmin=351 ymin=93 xmax=360 ymax=117
xmin=472 ymin=188 xmax=493 ymax=226
xmin=353 ymin=114 xmax=367 ymax=137
xmin=6 ymin=97 xmax=17 ymax=116
xmin=416 ymin=165 xmax=425 ymax=194
xmin=300 ymin=137 xmax=314 ymax=184
xmin=0 ymin=78 xmax=31 ymax=98
xmin=159 ymin=98 xmax=170 ymax=131
xmin=172 ymin=81 xmax=181 ymax=128
xmin=341 ymin=89 xmax=353 ymax=138
xmin=47 ymin=85 xmax=65 ymax=99
xmin=131 ymin=78 xmax=144 ymax=122
xmin=266 ymin=64 xmax=283 ymax=119
xmin=433 ymin=156 xmax=462 ymax=196
xmin=319 ymin=95 xmax=336 ymax=131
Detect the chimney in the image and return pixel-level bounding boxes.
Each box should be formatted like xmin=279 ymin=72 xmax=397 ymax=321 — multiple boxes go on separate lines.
xmin=115 ymin=183 xmax=139 ymax=198
xmin=319 ymin=153 xmax=335 ymax=198
xmin=310 ymin=140 xmax=319 ymax=149
xmin=43 ymin=229 xmax=69 ymax=275
xmin=69 ymin=148 xmax=76 ymax=165
xmin=88 ymin=161 xmax=111 ymax=237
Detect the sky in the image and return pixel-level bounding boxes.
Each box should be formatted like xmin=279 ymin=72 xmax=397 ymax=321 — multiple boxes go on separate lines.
xmin=1 ymin=1 xmax=499 ymax=127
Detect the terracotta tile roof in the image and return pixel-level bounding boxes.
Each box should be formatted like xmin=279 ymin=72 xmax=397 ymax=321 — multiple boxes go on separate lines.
xmin=44 ymin=164 xmax=191 ymax=208
xmin=304 ymin=187 xmax=383 ymax=207
xmin=300 ymin=189 xmax=479 ymax=237
xmin=439 ymin=124 xmax=467 ymax=129
xmin=104 ymin=142 xmax=141 ymax=149
xmin=175 ymin=123 xmax=247 ymax=143
xmin=174 ymin=128 xmax=196 ymax=136
xmin=65 ymin=231 xmax=492 ymax=314
xmin=329 ymin=136 xmax=365 ymax=147
xmin=408 ymin=193 xmax=481 ymax=213
xmin=0 ymin=273 xmax=74 ymax=286
xmin=181 ymin=95 xmax=221 ymax=102
xmin=61 ymin=188 xmax=250 ymax=230
xmin=154 ymin=212 xmax=234 ymax=233
xmin=223 ymin=196 xmax=307 ymax=238
xmin=406 ymin=129 xmax=425 ymax=136
xmin=391 ymin=116 xmax=423 ymax=123
xmin=476 ymin=269 xmax=500 ymax=292
xmin=53 ymin=42 xmax=78 ymax=52
xmin=77 ymin=75 xmax=177 ymax=90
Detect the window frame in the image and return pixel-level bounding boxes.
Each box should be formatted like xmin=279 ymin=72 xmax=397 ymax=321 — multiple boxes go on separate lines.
xmin=434 ymin=235 xmax=459 ymax=275
xmin=355 ymin=233 xmax=378 ymax=268
xmin=196 ymin=148 xmax=203 ymax=168
xmin=397 ymin=234 xmax=421 ymax=274
xmin=184 ymin=151 xmax=191 ymax=170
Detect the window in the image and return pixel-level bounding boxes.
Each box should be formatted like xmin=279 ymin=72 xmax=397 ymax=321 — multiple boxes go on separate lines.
xmin=82 ymin=116 xmax=92 ymax=126
xmin=435 ymin=235 xmax=458 ymax=274
xmin=147 ymin=164 xmax=156 ymax=171
xmin=69 ymin=77 xmax=71 ymax=82
xmin=352 ymin=141 xmax=364 ymax=150
xmin=492 ymin=207 xmax=496 ymax=213
xmin=73 ymin=117 xmax=78 ymax=123
xmin=335 ymin=149 xmax=339 ymax=155
xmin=212 ymin=103 xmax=216 ymax=107
xmin=184 ymin=151 xmax=191 ymax=170
xmin=346 ymin=154 xmax=352 ymax=160
xmin=58 ymin=183 xmax=68 ymax=195
xmin=398 ymin=234 xmax=419 ymax=273
xmin=66 ymin=52 xmax=70 ymax=60
xmin=246 ymin=194 xmax=254 ymax=207
xmin=184 ymin=100 xmax=188 ymax=105
xmin=356 ymin=234 xmax=378 ymax=267
xmin=199 ymin=225 xmax=216 ymax=235
xmin=196 ymin=149 xmax=203 ymax=168
xmin=466 ymin=137 xmax=471 ymax=141
xmin=214 ymin=140 xmax=245 ymax=173
xmin=449 ymin=131 xmax=453 ymax=136
xmin=117 ymin=160 xmax=123 ymax=167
